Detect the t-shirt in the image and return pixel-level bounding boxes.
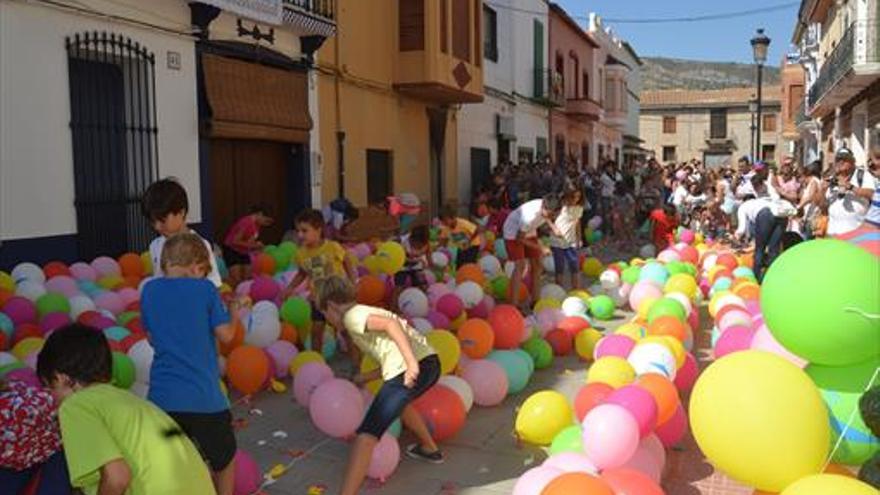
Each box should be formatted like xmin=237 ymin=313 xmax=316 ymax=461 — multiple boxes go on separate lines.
xmin=295 ymin=240 xmax=347 ymax=286
xmin=0 ymin=381 xmax=61 ymax=471
xmin=866 ymin=185 xmax=880 ymax=228
xmin=223 ymin=214 xmax=259 ymax=255
xmin=735 ymin=198 xmax=772 ymax=238
xmin=58 ymin=384 xmax=214 ymax=495
xmin=401 ymin=235 xmax=427 ymax=271
xmin=550 ymin=205 xmax=583 ymax=248
xmin=141 ymin=278 xmax=229 ymax=413
xmin=149 ymin=233 xmax=222 ymax=287
xmin=827 ymin=168 xmax=879 ymax=235
xmin=440 ymin=218 xmax=480 ymax=248
xmin=670 ymin=185 xmax=689 ymax=208
xmin=502 ymin=199 xmax=547 ymax=240
xmin=342 ymin=305 xmax=436 ymax=380
xmin=649 ymin=209 xmax=677 ymax=250
xmin=487 ymin=209 xmax=510 ymax=235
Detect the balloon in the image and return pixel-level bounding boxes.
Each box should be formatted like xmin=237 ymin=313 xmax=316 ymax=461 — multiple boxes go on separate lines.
xmin=280 ymin=297 xmax=312 ymax=329
xmin=356 ymin=276 xmax=386 ymax=305
xmin=243 ymin=301 xmax=281 ymax=348
xmin=127 ymin=339 xmax=154 ymax=384
xmin=655 ymin=403 xmax=687 ymax=447
xmin=436 ymin=293 xmax=464 ymax=320
xmin=601 ymin=468 xmax=664 ymax=495
xmin=627 ymin=342 xmax=677 ymax=381
xmin=521 ymin=337 xmax=553 ymax=369
xmin=574 ymin=382 xmax=614 ymax=422
xmin=309 ymin=379 xmax=364 ymax=438
xmin=574 ymin=328 xmax=602 ymax=361
xmin=750 ymin=324 xmax=807 ymax=368
xmin=426 ymin=310 xmax=450 ymax=330
xmin=647 ymin=315 xmax=688 ymax=342
xmin=413 ymin=385 xmax=466 ymax=441
xmin=690 ymin=351 xmax=830 ymax=492
xmin=543 ymin=452 xmax=598 ymax=475
xmin=636 ymin=374 xmax=679 ymax=425
xmin=265 ymin=340 xmax=298 ymax=379
xmin=512 ymin=466 xmax=563 ymax=495
xmin=487 ymin=305 xmax=525 ymax=349
xmin=589 ymin=295 xmax=615 ymax=320
xmin=293 ymin=362 xmax=334 ymax=406
xmin=581 ymin=404 xmax=641 ymax=469
xmin=396 ymin=287 xmax=428 ymax=318
xmin=582 ymin=258 xmax=604 ymax=278
xmin=621 ymin=437 xmax=664 ymax=483
xmin=673 ymin=353 xmax=699 ymax=392
xmin=545 ymin=329 xmax=572 ymax=356
xmin=646 ymin=297 xmax=686 ymax=324
xmin=514 ymin=390 xmax=573 ymax=445
xmin=761 ymin=240 xmax=880 ymax=366
xmin=561 ymin=296 xmax=589 ymax=317
xmin=549 ymin=425 xmax=585 ymax=455
xmin=542 ymin=472 xmax=613 ymax=495
xmin=2 ymin=297 xmax=37 ymax=327
xmin=714 ymin=326 xmax=755 ymax=358
xmin=606 ymin=385 xmax=658 ymax=438
xmin=461 ymin=359 xmax=508 ymax=406
xmin=232 ymin=449 xmax=261 ymax=495
xmin=249 ymin=275 xmax=279 ymax=302
xmin=437 ymin=375 xmax=474 ymax=412
xmin=479 ymin=255 xmax=502 ymax=279
xmin=227 ymin=345 xmax=270 ymax=395
xmin=629 ymin=281 xmax=663 ymax=313
xmin=34 ymin=293 xmax=70 ymax=318
xmin=587 ymin=357 xmax=636 ymax=389
xmin=367 ymin=433 xmax=400 ymax=482
xmin=457 ymin=319 xmax=494 ymax=359
xmin=779 ymin=474 xmax=876 ymax=495
xmin=110 ymin=352 xmax=135 ymax=389
xmin=594 ymin=334 xmax=636 ymax=360
xmin=426 ymin=330 xmax=460 ymax=374
xmin=487 ymin=350 xmax=531 ymax=395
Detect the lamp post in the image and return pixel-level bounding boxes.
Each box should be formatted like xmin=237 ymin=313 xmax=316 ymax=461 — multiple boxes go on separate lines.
xmin=751 ymin=28 xmax=771 ymax=162
xmin=749 ymin=98 xmax=758 ymax=160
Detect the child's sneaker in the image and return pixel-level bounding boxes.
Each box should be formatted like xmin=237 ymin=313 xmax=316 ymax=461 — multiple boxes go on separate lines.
xmin=406 ymin=443 xmax=444 ymax=464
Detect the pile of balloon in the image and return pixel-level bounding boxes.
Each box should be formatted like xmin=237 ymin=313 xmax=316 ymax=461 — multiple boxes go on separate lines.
xmin=690 ymin=238 xmax=879 ymax=494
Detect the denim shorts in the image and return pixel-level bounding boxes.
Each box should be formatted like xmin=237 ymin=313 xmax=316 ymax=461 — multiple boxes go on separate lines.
xmin=551 ymin=247 xmax=579 ymax=275
xmin=357 ymin=354 xmax=441 ymax=438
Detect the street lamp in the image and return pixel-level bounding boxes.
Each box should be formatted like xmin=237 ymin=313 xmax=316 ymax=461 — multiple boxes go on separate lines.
xmin=749 ymin=97 xmax=758 ymax=161
xmin=751 ymin=28 xmax=771 ymax=162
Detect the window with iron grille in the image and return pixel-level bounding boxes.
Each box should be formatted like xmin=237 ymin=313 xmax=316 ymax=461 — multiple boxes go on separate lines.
xmin=66 ymin=32 xmax=159 ymax=260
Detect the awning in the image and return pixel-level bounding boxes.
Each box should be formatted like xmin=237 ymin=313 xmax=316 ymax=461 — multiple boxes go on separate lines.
xmin=202 ymin=53 xmax=312 ymax=143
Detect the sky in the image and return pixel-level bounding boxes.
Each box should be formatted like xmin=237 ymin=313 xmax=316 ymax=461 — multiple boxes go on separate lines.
xmin=555 ymin=0 xmax=801 ymax=66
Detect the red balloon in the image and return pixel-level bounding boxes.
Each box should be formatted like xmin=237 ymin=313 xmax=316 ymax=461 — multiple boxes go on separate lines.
xmin=601 ymin=468 xmax=664 ymax=495
xmin=413 ymin=385 xmax=466 ymax=442
xmin=12 ymin=323 xmax=42 ymax=344
xmin=715 ymin=252 xmax=739 ymax=271
xmin=125 ymin=318 xmax=144 ymax=335
xmin=574 ymin=382 xmax=614 ymax=422
xmin=487 ymin=305 xmax=525 ymax=349
xmin=43 ymin=261 xmax=71 ymax=279
xmin=655 ymin=404 xmax=688 ymax=448
xmin=119 ymin=333 xmax=146 ymax=353
xmin=545 ymin=329 xmax=572 ymax=356
xmin=556 ymin=316 xmax=591 ymax=338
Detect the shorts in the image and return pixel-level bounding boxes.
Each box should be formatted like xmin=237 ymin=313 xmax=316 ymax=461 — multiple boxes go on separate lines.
xmin=394 ymin=269 xmax=428 ymax=289
xmin=505 ymin=238 xmax=543 ymax=262
xmin=223 ymin=248 xmax=250 ymax=268
xmin=456 ymin=246 xmax=480 ymax=266
xmin=357 ymin=354 xmax=441 ymax=439
xmin=168 ymin=410 xmax=236 ymax=471
xmin=551 ymin=247 xmax=579 ymax=275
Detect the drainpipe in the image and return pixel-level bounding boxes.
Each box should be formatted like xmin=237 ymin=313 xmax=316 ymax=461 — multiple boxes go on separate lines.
xmin=334 ymin=24 xmax=345 ymax=198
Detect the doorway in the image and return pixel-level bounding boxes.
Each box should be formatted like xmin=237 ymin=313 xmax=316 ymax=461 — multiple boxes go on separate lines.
xmin=367 ymin=149 xmax=393 ymax=206
xmin=470 ymin=148 xmax=492 ymax=199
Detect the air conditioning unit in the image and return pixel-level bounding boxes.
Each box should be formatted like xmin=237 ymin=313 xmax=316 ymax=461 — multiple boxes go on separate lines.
xmin=496 ymin=114 xmax=515 ymax=139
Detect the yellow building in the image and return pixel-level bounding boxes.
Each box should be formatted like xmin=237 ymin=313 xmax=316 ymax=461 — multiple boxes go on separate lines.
xmin=317 ymin=0 xmax=484 ymax=214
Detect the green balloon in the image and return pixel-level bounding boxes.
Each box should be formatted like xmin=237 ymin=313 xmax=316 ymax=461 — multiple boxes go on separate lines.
xmin=117 ymin=311 xmax=140 ymax=326
xmin=280 ymin=297 xmax=312 ymax=329
xmin=621 ymin=266 xmax=641 ymax=285
xmin=36 ymin=292 xmax=70 ymax=318
xmin=267 ymin=245 xmax=290 ymax=271
xmin=589 ymin=295 xmax=615 ymax=321
xmin=761 ymin=240 xmax=880 ymax=366
xmin=279 ymin=241 xmax=297 ymax=255
xmin=549 ymin=425 xmax=584 ymax=455
xmin=646 ymin=298 xmax=686 ymax=324
xmin=111 ymin=352 xmax=135 ymax=389
xmin=491 ymin=276 xmax=510 ymax=300
xmin=488 ymin=350 xmax=532 ymax=395
xmin=0 ymin=361 xmax=26 ymax=378
xmin=807 ymin=358 xmax=880 ymax=465
xmin=665 ymin=261 xmax=688 ymax=276
xmin=522 ymin=337 xmax=553 ymax=369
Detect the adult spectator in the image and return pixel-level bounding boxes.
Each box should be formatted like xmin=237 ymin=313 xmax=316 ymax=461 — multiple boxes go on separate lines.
xmin=825 ymin=147 xmax=878 ymax=236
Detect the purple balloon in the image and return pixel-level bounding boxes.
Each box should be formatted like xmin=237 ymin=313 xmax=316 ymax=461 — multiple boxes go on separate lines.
xmin=40 ymin=312 xmax=71 ymax=335
xmin=605 ymin=385 xmax=659 ymax=438
xmin=309 ymin=379 xmax=364 ymax=438
xmin=426 ymin=310 xmax=451 ymax=330
xmin=265 ymin=340 xmax=298 ymax=379
xmin=543 ymin=452 xmax=599 ymax=474
xmin=45 ymin=276 xmax=80 ymax=298
xmin=3 ymin=297 xmax=36 ymax=325
xmin=294 ymin=362 xmax=334 ymax=406
xmin=69 ymin=262 xmax=97 ymax=282
xmin=250 ymin=275 xmax=280 ymax=302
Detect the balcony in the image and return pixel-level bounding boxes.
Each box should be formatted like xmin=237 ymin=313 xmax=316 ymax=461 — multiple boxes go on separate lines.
xmin=282 ymin=0 xmax=336 ymax=36
xmin=604 ymin=105 xmax=627 ymax=129
xmin=565 ymin=97 xmax=602 ymax=122
xmin=533 ymin=69 xmax=565 ymax=107
xmin=808 ymin=19 xmax=880 ymax=116
xmin=703 ymin=129 xmax=738 ymax=150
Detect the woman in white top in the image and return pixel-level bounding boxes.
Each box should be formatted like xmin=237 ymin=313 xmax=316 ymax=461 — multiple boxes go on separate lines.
xmin=796 ymin=160 xmax=824 ymax=239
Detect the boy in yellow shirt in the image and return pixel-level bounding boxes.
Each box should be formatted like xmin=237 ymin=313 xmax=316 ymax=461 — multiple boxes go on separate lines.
xmin=437 ymin=206 xmax=483 ymax=267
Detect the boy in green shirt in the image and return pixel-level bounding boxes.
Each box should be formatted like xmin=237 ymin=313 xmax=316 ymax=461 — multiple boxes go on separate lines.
xmin=37 ymin=324 xmax=214 ymax=495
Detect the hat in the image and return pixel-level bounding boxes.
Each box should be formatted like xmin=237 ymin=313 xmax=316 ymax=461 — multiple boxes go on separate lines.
xmin=835 ymin=147 xmax=856 ymax=163
xmin=753 ymin=161 xmax=767 ymax=171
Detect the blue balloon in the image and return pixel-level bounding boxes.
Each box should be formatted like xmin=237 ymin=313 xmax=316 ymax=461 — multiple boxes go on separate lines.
xmin=639 ymin=262 xmax=669 ymax=284
xmin=0 ymin=312 xmax=13 ymax=337
xmin=494 ymin=239 xmax=508 ymax=260
xmin=487 ymin=350 xmax=531 ymax=395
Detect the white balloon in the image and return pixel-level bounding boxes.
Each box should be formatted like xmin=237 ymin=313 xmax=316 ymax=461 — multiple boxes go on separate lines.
xmin=128 ymin=340 xmax=155 ymax=384
xmin=454 ymin=281 xmax=484 ymax=309
xmin=438 ymin=375 xmax=474 ymax=412
xmin=15 ymin=280 xmax=46 ymax=302
xmin=130 ymin=381 xmax=150 ymax=399
xmin=431 ymin=252 xmax=449 ymax=268
xmin=627 ymin=343 xmax=677 ymax=380
xmin=599 ymin=270 xmax=621 ymax=291
xmin=478 ymin=255 xmax=502 ymax=279
xmin=639 ymin=244 xmax=656 ymax=259
xmin=561 ymin=296 xmax=588 ymax=317
xmin=542 ymin=255 xmax=555 ymax=273
xmin=244 ymin=301 xmax=281 ymax=347
xmin=11 ymin=262 xmax=45 ymax=284
xmin=399 ymin=287 xmax=429 ymax=318
xmin=539 ymin=284 xmax=567 ymax=302
xmin=410 ymin=318 xmax=433 ymax=334
xmin=701 ymin=253 xmax=718 ymax=271
xmin=69 ymin=295 xmax=97 ymax=320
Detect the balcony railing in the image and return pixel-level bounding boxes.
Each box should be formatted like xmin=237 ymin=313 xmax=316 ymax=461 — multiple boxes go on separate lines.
xmin=794 ymin=100 xmax=809 ymax=126
xmin=283 ymin=0 xmax=335 ymax=21
xmin=533 ymin=69 xmax=565 ymax=107
xmin=703 ymin=129 xmax=738 ymax=148
xmin=808 ymin=20 xmax=879 ymax=108
xmin=565 ymin=97 xmax=602 ymax=120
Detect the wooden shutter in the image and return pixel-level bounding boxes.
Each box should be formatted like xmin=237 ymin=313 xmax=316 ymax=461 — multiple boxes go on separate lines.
xmin=440 ymin=0 xmax=448 ymax=53
xmin=453 ymin=0 xmax=470 ymax=61
xmin=473 ymin=0 xmax=482 ymax=67
xmin=399 ymin=0 xmax=425 ymax=51
xmin=533 ymin=20 xmax=544 ymax=98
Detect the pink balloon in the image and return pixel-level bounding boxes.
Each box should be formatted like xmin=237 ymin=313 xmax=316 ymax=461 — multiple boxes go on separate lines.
xmin=232 ymin=449 xmax=261 ymax=495
xmin=536 ymin=308 xmax=563 ymax=333
xmin=460 ymin=359 xmax=508 ymax=407
xmin=513 ymin=466 xmax=564 ymax=495
xmin=91 ymin=315 xmax=117 ymax=330
xmin=640 ymin=434 xmax=666 ymax=469
xmin=436 ymin=293 xmax=464 ymax=319
xmin=657 ymin=249 xmax=680 ymax=263
xmin=467 ymin=298 xmax=490 ymax=319
xmin=250 ymin=275 xmax=279 ymax=302
xmin=294 ymin=362 xmax=334 ymax=406
xmin=543 ymin=452 xmax=599 ymax=474
xmin=594 ymin=335 xmax=636 ymax=360
xmin=750 ymin=324 xmax=808 ymax=368
xmin=629 ymin=282 xmax=662 ymax=312
xmin=117 ymin=288 xmax=140 ymax=307
xmin=714 ymin=326 xmax=755 ymax=358
xmin=718 ymin=309 xmax=752 ymax=332
xmin=427 ymin=283 xmax=452 ymax=307
xmin=687 ymin=308 xmax=699 ymax=333
xmin=673 ymin=353 xmax=698 ymax=392
xmin=235 ymin=280 xmax=253 ymax=298
xmin=680 ymin=229 xmax=695 ymax=244
xmin=581 ymin=404 xmax=640 ymax=469
xmin=698 ymin=279 xmax=711 ymax=298
xmin=744 ymin=299 xmax=762 ymax=316
xmin=69 ymin=262 xmax=97 ymax=282
xmin=265 ymin=340 xmax=298 ymax=378
xmin=426 ymin=310 xmax=450 ymax=330
xmin=91 ymin=256 xmax=121 ymax=278
xmin=40 ymin=312 xmax=71 ymax=335
xmin=3 ymin=296 xmax=37 ymax=325
xmin=367 ymin=433 xmax=400 ymax=482
xmin=606 ymin=385 xmax=658 ymax=438
xmin=620 ymin=441 xmax=663 ymax=483
xmin=45 ymin=276 xmax=80 ymax=298
xmin=309 ymin=379 xmax=363 ymax=438
xmin=94 ymin=292 xmax=125 ymax=315
xmin=655 ymin=404 xmax=687 ymax=448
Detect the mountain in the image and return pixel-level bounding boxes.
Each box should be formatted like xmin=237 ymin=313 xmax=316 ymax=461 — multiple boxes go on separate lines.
xmin=641 ymin=57 xmax=782 ymax=91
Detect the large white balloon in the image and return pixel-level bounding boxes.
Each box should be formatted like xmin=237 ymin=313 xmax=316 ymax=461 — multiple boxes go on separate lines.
xmin=244 ymin=301 xmax=281 ymax=347
xmin=478 ymin=255 xmax=502 ymax=279
xmin=128 ymin=340 xmax=155 ymax=384
xmin=11 ymin=262 xmax=45 ymax=284
xmin=627 ymin=343 xmax=677 ymax=381
xmin=561 ymin=296 xmax=588 ymax=317
xmin=454 ymin=281 xmax=484 ymax=309
xmin=398 ymin=288 xmax=429 ymax=318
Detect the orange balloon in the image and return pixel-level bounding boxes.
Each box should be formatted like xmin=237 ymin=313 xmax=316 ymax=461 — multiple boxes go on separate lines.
xmin=226 ymin=345 xmax=270 ymax=395
xmin=457 ymin=318 xmax=494 ymax=358
xmin=601 ymin=468 xmax=664 ymax=495
xmin=43 ymin=261 xmax=71 ymax=279
xmin=637 ymin=374 xmax=680 ymax=424
xmin=542 ymin=472 xmax=614 ymax=495
xmin=279 ymin=322 xmax=298 ymax=344
xmin=122 ymin=276 xmax=142 ymax=289
xmin=734 ymin=283 xmax=760 ymax=301
xmin=647 ymin=315 xmax=687 ymax=341
xmin=218 ymin=319 xmax=244 ymax=356
xmin=716 ymin=252 xmax=738 ymax=271
xmin=506 ymin=283 xmax=529 ymax=303
xmin=356 ymin=275 xmax=386 ymax=305
xmin=118 ymin=252 xmax=144 ymax=278
xmin=710 ymin=267 xmax=733 ymax=285
xmin=252 ymin=253 xmax=276 ymax=276
xmin=456 ymin=264 xmax=485 ymax=286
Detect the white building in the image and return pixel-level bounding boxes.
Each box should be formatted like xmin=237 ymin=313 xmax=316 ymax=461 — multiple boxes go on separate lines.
xmin=457 ymin=0 xmax=551 ymax=204
xmin=0 ymin=0 xmax=335 ymax=268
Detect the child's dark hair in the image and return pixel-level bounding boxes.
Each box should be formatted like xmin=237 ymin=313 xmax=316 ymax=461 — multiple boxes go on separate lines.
xmin=438 ymin=205 xmax=457 ymax=222
xmin=409 ymin=225 xmax=429 ymax=247
xmin=141 ymin=178 xmax=188 ymax=223
xmin=781 ymin=231 xmax=804 ymax=251
xmin=249 ymin=203 xmax=272 ymax=216
xmin=488 ymin=198 xmax=503 ymax=210
xmin=295 ymin=208 xmax=325 ymax=231
xmin=37 ymin=324 xmax=112 ymax=386
xmin=662 ymin=203 xmax=677 ymax=216
xmin=542 ymin=193 xmax=562 ymax=212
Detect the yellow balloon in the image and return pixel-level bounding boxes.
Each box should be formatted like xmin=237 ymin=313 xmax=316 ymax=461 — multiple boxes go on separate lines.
xmin=514 ymin=390 xmax=573 ymax=445
xmin=690 ymin=351 xmax=830 ymax=492
xmin=568 ymin=289 xmax=591 ymax=303
xmin=708 ymin=290 xmax=733 ymax=317
xmin=140 ymin=251 xmax=153 ymax=276
xmin=780 ymin=474 xmax=875 ymax=495
xmin=12 ymin=337 xmax=44 ymax=360
xmin=0 ymin=271 xmax=14 ymax=292
xmin=695 ymin=233 xmax=705 ymax=244
xmin=289 ymin=351 xmax=325 ymax=375
xmin=450 ymin=312 xmax=467 ymax=331
xmin=615 ymin=323 xmax=646 ymax=340
xmin=376 ymin=242 xmax=406 ymax=275
xmin=360 ymin=355 xmax=382 ymax=394
xmin=574 ymin=328 xmax=603 ymax=361
xmin=534 ymin=298 xmax=561 ymax=312
xmin=582 ymin=258 xmax=604 ymax=277
xmin=586 ymin=357 xmax=636 ymax=388
xmin=637 ymin=297 xmax=660 ymax=320
xmin=363 ymin=255 xmax=383 ymax=275
xmin=629 ymin=257 xmax=646 ymax=267
xmin=97 ymin=275 xmax=124 ymax=290
xmin=426 ymin=330 xmax=460 ymax=375
xmin=664 ymin=273 xmax=697 ymax=299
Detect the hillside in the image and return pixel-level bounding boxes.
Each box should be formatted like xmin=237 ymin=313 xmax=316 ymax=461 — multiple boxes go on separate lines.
xmin=641 ymin=57 xmax=781 ymax=91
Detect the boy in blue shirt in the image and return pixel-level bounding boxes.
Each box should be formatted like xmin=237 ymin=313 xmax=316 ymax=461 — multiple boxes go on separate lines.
xmin=140 ymin=233 xmax=240 ymax=495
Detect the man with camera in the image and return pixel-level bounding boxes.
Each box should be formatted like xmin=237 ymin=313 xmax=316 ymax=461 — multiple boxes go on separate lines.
xmin=824 ymin=147 xmax=878 ymax=236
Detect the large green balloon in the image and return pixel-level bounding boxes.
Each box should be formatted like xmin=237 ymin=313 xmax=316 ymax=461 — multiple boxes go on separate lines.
xmin=280 ymin=297 xmax=312 ymax=329
xmin=589 ymin=295 xmax=616 ymax=321
xmin=111 ymin=352 xmax=135 ymax=389
xmin=522 ymin=337 xmax=553 ymax=369
xmin=621 ymin=266 xmax=641 ymax=286
xmin=761 ymin=240 xmax=880 ymax=366
xmin=549 ymin=425 xmax=584 ymax=455
xmin=807 ymin=357 xmax=880 ymax=465
xmin=36 ymin=292 xmax=71 ymax=318
xmin=647 ymin=297 xmax=686 ymax=324
xmin=488 ymin=350 xmax=531 ymax=395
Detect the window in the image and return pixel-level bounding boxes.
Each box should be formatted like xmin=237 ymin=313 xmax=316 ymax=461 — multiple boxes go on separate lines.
xmin=536 ymin=137 xmax=548 ymax=158
xmin=583 ymin=72 xmax=590 ymax=99
xmin=483 ymin=5 xmax=497 ymax=62
xmin=569 ymin=54 xmax=579 ymax=99
xmin=66 ymin=32 xmax=158 ymax=259
xmin=762 ymin=113 xmax=777 ymax=132
xmin=452 ymin=0 xmax=471 ymax=61
xmin=761 ymin=144 xmax=776 ymax=162
xmin=440 ymin=0 xmax=448 ymax=53
xmin=663 ymin=116 xmax=677 ymax=134
xmin=582 ymin=143 xmax=590 ymax=167
xmin=662 ymin=146 xmax=677 ymax=162
xmin=399 ymin=0 xmax=425 ymax=51
xmin=367 ymin=150 xmax=393 ymax=205
xmin=710 ymin=109 xmax=727 ymax=138
xmin=533 ymin=21 xmax=544 ymax=97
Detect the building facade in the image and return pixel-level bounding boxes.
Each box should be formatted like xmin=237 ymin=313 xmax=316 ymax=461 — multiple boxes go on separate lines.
xmin=781 ymin=56 xmax=807 ymax=160
xmin=0 ymin=0 xmax=335 ymax=268
xmin=317 ymin=0 xmax=484 ymax=215
xmin=456 ymin=0 xmax=551 ymax=204
xmin=640 ymin=87 xmax=784 ymax=167
xmin=792 ymin=0 xmax=880 ymax=168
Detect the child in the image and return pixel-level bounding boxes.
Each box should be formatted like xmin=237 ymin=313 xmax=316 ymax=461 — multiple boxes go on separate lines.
xmin=315 ymin=276 xmax=442 ymax=495
xmin=0 ymin=377 xmax=70 ymax=494
xmin=392 ymin=225 xmax=432 ymax=311
xmin=141 ymin=178 xmax=222 ymax=287
xmin=485 ymin=198 xmax=511 ymax=237
xmin=281 ymin=209 xmax=356 ymax=353
xmin=36 ymin=324 xmax=214 ymax=494
xmin=141 ymin=233 xmax=240 ymax=495
xmin=503 ymin=194 xmax=562 ymax=309
xmin=650 ymin=204 xmax=679 ymax=252
xmin=437 ymin=206 xmax=482 ymax=267
xmin=222 ymin=204 xmax=275 ymax=288
xmin=550 ymin=188 xmax=584 ymax=290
